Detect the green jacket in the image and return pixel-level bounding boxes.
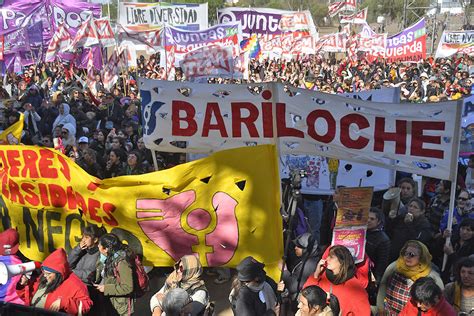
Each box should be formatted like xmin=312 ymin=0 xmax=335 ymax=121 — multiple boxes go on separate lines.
xmin=96 ymin=252 xmax=134 ymax=315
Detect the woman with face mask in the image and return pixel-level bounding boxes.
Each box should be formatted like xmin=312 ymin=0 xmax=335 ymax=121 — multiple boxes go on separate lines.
xmin=303 ymin=245 xmax=371 ymax=315
xmin=229 ymin=256 xmax=279 ymax=316
xmin=94 ymin=233 xmax=136 ymax=316
xmin=377 ymin=240 xmax=444 ymax=315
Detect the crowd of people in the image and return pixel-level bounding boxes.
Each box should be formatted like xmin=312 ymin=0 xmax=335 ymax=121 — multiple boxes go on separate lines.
xmin=0 ymin=39 xmax=472 ymax=315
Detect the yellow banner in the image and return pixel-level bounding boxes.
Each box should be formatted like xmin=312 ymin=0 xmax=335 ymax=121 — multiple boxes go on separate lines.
xmin=0 ymin=113 xmax=23 ymax=145
xmin=0 ymin=145 xmax=282 ymax=276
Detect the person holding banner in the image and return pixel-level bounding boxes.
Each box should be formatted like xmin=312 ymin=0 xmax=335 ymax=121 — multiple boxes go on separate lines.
xmin=16 ymin=248 xmax=92 ymax=315
xmin=377 ymin=240 xmax=444 ymax=315
xmin=304 ymin=245 xmax=371 ymax=315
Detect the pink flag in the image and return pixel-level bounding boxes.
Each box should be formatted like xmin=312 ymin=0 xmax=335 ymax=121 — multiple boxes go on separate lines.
xmin=102 ymin=47 xmax=124 ymax=91
xmin=95 ymin=18 xmax=116 ymax=48
xmin=67 ymin=17 xmax=99 ymax=52
xmin=86 ymin=49 xmax=97 ymax=94
xmin=166 ymin=46 xmax=176 ymax=81
xmin=45 ymin=23 xmax=72 ymax=62
xmin=340 ymin=7 xmax=368 ymax=24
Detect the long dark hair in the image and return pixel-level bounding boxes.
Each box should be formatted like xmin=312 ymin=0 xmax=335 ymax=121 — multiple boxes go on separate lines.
xmin=327 ymin=245 xmax=356 ymax=285
xmin=38 ymin=272 xmax=63 ymax=294
xmin=300 ymin=285 xmax=340 ymax=315
xmin=99 ymin=233 xmax=133 ymax=277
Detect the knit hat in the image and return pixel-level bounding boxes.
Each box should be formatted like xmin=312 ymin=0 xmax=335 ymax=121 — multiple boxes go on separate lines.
xmin=236 ymin=256 xmax=266 ymax=282
xmin=0 ymin=229 xmax=19 ymax=255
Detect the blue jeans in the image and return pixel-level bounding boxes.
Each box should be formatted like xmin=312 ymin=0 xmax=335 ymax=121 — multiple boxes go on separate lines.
xmin=303 ymin=199 xmax=323 ymax=244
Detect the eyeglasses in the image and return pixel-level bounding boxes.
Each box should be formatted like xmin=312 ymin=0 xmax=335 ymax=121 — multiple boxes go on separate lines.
xmin=403 ymin=251 xmax=419 ymax=258
xmin=458 ymin=197 xmax=469 ymax=201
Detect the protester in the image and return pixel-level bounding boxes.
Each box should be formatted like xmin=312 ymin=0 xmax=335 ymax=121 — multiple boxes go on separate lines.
xmin=280 ymin=232 xmax=319 ymax=308
xmin=150 ymin=255 xmax=209 ymax=316
xmin=229 ymin=256 xmax=278 ymax=316
xmin=442 ymin=218 xmax=474 ymax=282
xmin=94 ymin=233 xmax=136 ymax=316
xmin=399 ymin=277 xmax=456 ymax=316
xmin=388 ymin=198 xmax=434 ymax=262
xmin=67 ymin=225 xmax=105 ymax=284
xmin=0 ymin=228 xmax=24 ymax=304
xmin=444 ymin=257 xmax=474 ymax=313
xmin=16 ymin=248 xmax=92 ymax=315
xmin=104 ymin=148 xmax=126 ymax=178
xmin=427 ymin=180 xmax=451 ymax=233
xmin=296 ymin=285 xmax=340 ymax=316
xmin=439 ymin=189 xmax=474 ymax=235
xmin=377 ymin=240 xmax=444 ymax=315
xmin=304 ymin=245 xmax=371 ymax=315
xmin=366 ymin=207 xmax=391 ymax=283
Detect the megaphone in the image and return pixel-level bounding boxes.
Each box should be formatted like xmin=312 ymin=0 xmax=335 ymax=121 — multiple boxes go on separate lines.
xmin=0 ymin=261 xmax=41 ymax=285
xmin=382 ymin=187 xmax=401 ymax=217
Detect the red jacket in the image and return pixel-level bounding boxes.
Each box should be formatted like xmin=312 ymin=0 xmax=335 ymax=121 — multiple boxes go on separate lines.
xmin=399 ymin=297 xmax=457 ymax=316
xmin=17 ymin=248 xmax=92 ymax=315
xmin=303 ymin=247 xmax=371 ymax=316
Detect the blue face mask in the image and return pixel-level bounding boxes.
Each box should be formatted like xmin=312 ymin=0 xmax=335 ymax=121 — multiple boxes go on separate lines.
xmin=99 ymin=253 xmax=107 ymax=263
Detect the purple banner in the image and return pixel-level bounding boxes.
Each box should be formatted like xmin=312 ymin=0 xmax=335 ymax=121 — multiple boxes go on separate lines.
xmin=386 ymin=18 xmax=425 ymax=49
xmin=217 ymin=8 xmax=316 ymax=38
xmin=49 ymin=0 xmax=102 ymax=36
xmin=0 ymin=0 xmax=44 ymax=35
xmin=385 ymin=18 xmax=426 ymax=63
xmin=164 ymin=23 xmax=241 ymax=47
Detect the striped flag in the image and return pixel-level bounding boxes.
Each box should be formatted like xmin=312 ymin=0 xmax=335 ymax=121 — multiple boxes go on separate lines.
xmin=86 ymin=49 xmax=97 ymax=95
xmin=102 ymin=47 xmax=124 ymax=91
xmin=328 ymin=0 xmax=356 ymax=17
xmin=67 ymin=17 xmax=99 ymax=52
xmin=95 ymin=18 xmax=116 ymax=48
xmin=240 ymin=34 xmax=261 ymax=59
xmin=45 ymin=23 xmax=72 ymax=62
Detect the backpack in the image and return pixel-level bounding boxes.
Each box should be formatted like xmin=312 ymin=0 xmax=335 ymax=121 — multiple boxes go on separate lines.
xmin=114 ymin=253 xmax=150 ymax=298
xmin=131 ymin=254 xmax=149 ymax=297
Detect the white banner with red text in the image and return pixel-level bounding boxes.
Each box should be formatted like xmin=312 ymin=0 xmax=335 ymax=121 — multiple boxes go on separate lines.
xmin=139 ymin=79 xmax=462 ymax=181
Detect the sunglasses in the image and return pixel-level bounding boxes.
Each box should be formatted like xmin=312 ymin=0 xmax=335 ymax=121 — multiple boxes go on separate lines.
xmin=403 ymin=251 xmax=419 ymax=258
xmin=458 ymin=197 xmax=469 ymax=201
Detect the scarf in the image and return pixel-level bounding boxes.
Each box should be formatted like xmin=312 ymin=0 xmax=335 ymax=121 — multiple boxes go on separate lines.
xmin=453 ymin=282 xmax=462 ymax=312
xmin=246 ymin=281 xmax=277 ymax=311
xmin=164 ymin=255 xmax=205 ymax=294
xmin=396 ymin=241 xmax=432 ymax=281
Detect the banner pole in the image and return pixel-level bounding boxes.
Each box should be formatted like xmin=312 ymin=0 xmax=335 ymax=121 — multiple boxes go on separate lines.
xmin=151 ymin=150 xmax=159 ymax=171
xmin=442 ymin=99 xmax=463 ymax=271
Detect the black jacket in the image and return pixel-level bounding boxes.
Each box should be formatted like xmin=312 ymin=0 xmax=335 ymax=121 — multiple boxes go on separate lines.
xmin=389 ymin=215 xmax=433 ymax=262
xmin=366 ymin=229 xmax=391 ymax=282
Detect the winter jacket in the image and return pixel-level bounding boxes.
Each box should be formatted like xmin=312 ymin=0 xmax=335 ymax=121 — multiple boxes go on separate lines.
xmin=366 ymin=229 xmax=391 ymax=282
xmin=16 ymin=248 xmax=92 ymax=315
xmin=399 ymin=296 xmax=456 ymax=316
xmin=67 ymin=245 xmax=100 ymax=284
xmin=283 ymin=241 xmax=319 ymax=300
xmin=389 ymin=216 xmax=434 ymax=262
xmin=304 ymin=248 xmax=371 ymax=316
xmin=96 ymin=251 xmax=134 ymax=316
xmin=0 ymin=254 xmax=24 ymax=304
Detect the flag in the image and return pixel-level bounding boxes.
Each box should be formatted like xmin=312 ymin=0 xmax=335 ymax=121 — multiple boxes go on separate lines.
xmin=328 ymin=0 xmax=356 ymax=17
xmin=95 ymin=18 xmax=116 ymax=48
xmin=67 ymin=17 xmax=99 ymax=52
xmin=0 ymin=144 xmax=283 ymax=279
xmin=340 ymin=7 xmax=368 ymax=24
xmin=86 ymin=49 xmax=97 ymax=94
xmin=102 ymin=47 xmax=124 ymax=91
xmin=240 ymin=34 xmax=261 ymax=59
xmin=165 ymin=46 xmax=176 ymax=81
xmin=0 ymin=113 xmax=23 ymax=145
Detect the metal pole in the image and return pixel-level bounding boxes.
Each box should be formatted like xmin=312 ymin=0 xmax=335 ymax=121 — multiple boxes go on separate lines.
xmin=403 ymin=0 xmax=408 ymax=28
xmin=430 ymin=16 xmax=437 ymax=56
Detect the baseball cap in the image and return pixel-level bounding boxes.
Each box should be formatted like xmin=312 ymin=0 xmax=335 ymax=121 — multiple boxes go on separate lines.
xmin=78 ymin=136 xmax=88 ymax=144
